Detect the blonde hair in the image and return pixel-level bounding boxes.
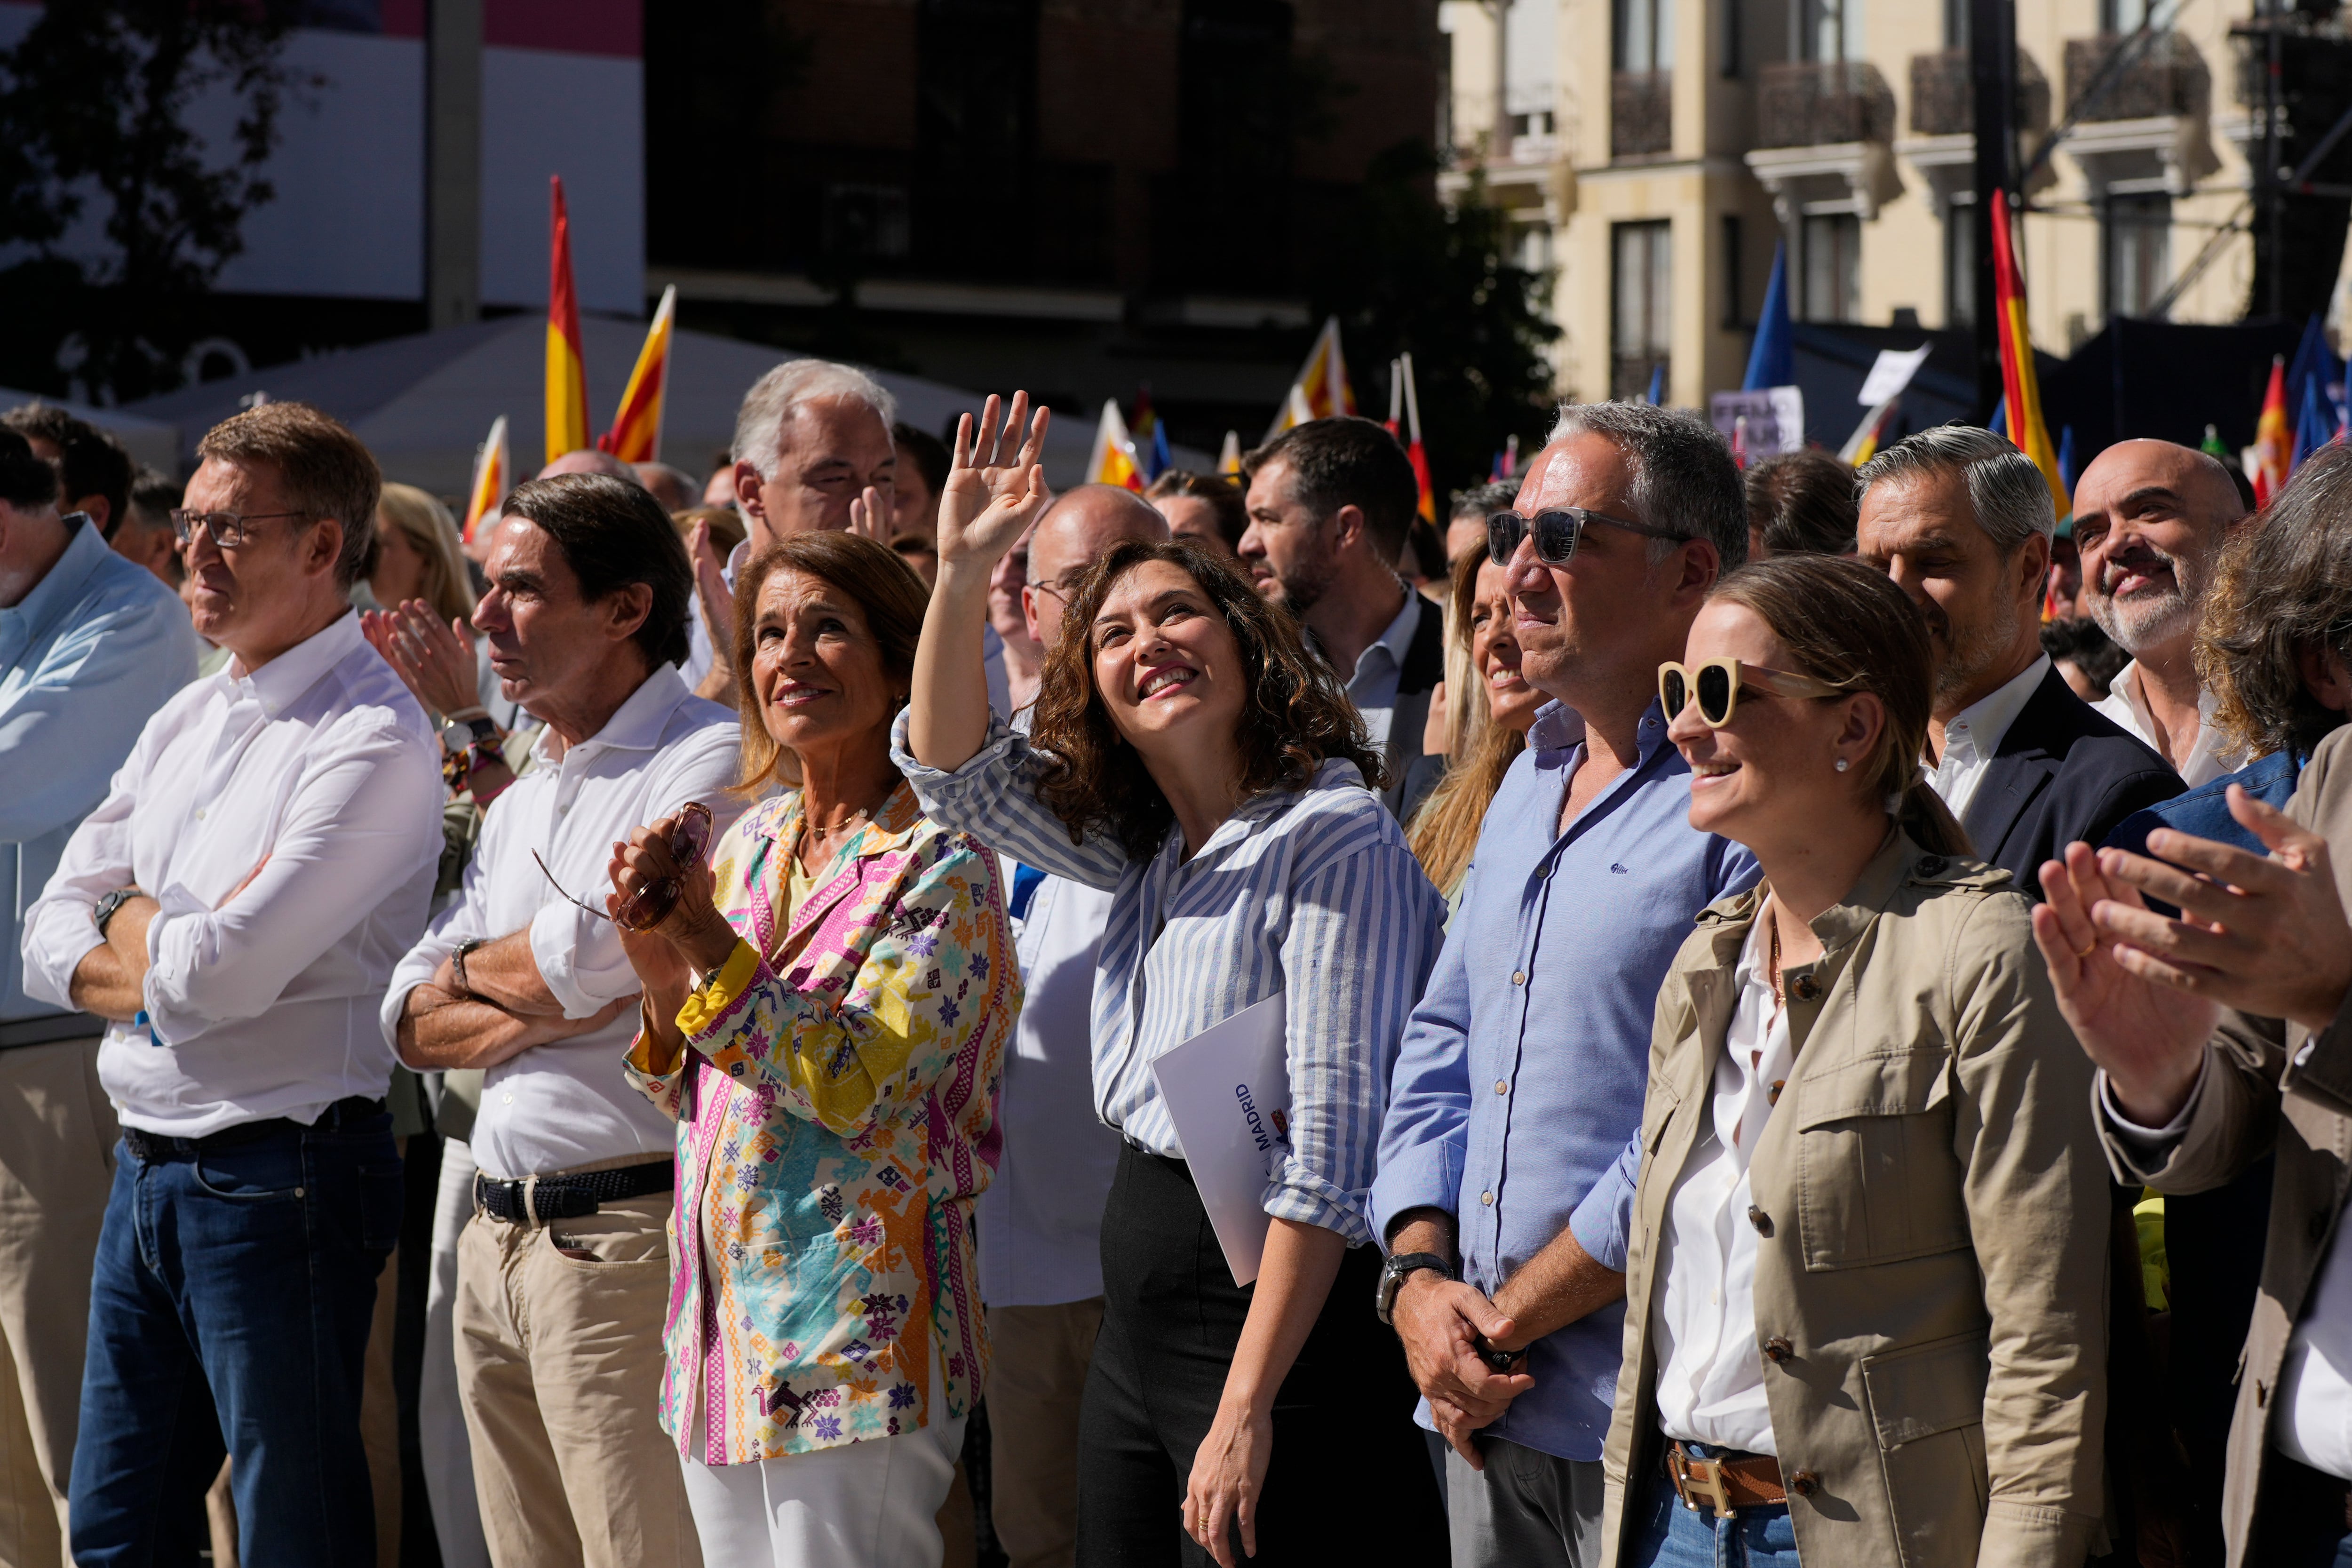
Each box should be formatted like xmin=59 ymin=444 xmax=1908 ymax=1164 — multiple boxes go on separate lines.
xmin=376 ymin=483 xmax=475 ymax=625
xmin=1407 ymin=549 xmax=1529 ymax=897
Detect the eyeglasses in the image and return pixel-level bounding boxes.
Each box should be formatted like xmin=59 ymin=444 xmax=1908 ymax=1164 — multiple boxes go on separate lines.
xmin=1659 ymin=658 xmax=1846 ymax=728
xmin=535 ymin=803 xmax=715 ymax=933
xmin=1487 ymin=508 xmax=1696 ymax=567
xmin=169 ymin=509 xmax=309 ymax=549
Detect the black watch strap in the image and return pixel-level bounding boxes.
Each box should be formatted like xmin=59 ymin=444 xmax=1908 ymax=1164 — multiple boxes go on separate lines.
xmin=1376 ymin=1250 xmax=1456 ymax=1326
xmin=94 ymin=887 xmax=142 ymax=940
xmin=465 ymin=715 xmax=501 ymax=745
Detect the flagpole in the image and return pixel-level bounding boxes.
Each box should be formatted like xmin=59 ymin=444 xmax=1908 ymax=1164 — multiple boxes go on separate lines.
xmin=1401 ymin=353 xmax=1423 ymax=445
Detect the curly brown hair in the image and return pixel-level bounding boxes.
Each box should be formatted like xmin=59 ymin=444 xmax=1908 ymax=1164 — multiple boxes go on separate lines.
xmin=2199 ymin=443 xmax=2352 ymax=761
xmin=1028 ymin=537 xmax=1383 ymax=858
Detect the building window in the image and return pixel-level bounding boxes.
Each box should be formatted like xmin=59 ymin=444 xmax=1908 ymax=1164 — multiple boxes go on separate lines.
xmin=1513 ymin=221 xmax=1553 ymax=274
xmin=916 ymin=0 xmax=1041 ymax=274
xmin=1614 ymin=0 xmax=1673 ymax=72
xmin=2105 ymin=193 xmax=2170 ymax=319
xmin=1794 ymin=0 xmax=1863 ymax=63
xmin=1612 ymin=220 xmax=1673 ymax=400
xmin=1722 ymin=212 xmax=1746 ymax=326
xmin=1945 ymin=199 xmax=1976 ymax=329
xmin=2100 ymin=0 xmax=2158 ymax=32
xmin=1723 ymin=0 xmax=1742 ymax=78
xmin=1800 ymin=212 xmax=1860 ymax=322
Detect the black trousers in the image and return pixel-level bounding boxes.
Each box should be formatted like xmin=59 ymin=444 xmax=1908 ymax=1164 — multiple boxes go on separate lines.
xmin=1075 ymin=1144 xmax=1447 ymax=1566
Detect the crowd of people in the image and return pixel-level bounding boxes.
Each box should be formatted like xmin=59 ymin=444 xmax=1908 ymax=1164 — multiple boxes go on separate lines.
xmin=4 ymin=350 xmax=2352 ymax=1568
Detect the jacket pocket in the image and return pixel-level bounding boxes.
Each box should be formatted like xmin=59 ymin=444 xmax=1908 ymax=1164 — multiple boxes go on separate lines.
xmin=1794 ymin=1051 xmax=1970 ymax=1270
xmin=1861 ymin=1329 xmax=1991 ymax=1568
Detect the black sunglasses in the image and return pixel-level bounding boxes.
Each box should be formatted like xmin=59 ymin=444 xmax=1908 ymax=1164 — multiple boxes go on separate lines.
xmin=1487 ymin=508 xmax=1697 ymax=567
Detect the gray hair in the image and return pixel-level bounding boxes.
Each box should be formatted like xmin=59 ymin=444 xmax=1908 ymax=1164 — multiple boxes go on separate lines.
xmin=1854 ymin=425 xmax=2054 ymax=552
xmin=1546 ymin=401 xmax=1748 ymax=571
xmin=731 ymin=359 xmax=899 ymax=482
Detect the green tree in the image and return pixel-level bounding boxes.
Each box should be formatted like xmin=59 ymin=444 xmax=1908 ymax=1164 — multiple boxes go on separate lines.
xmin=1311 ymin=140 xmax=1559 ymax=500
xmin=0 ymin=0 xmax=301 ymax=403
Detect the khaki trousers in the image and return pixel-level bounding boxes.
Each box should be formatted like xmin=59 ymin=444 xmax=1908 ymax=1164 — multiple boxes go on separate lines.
xmin=0 ymin=1038 xmax=116 ymax=1568
xmin=454 ymin=1190 xmax=701 ymax=1568
xmin=985 ymin=1298 xmax=1104 ymax=1568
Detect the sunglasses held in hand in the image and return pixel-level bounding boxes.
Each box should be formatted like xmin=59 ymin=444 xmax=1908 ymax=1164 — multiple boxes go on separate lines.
xmin=537 ymin=803 xmax=715 ymax=933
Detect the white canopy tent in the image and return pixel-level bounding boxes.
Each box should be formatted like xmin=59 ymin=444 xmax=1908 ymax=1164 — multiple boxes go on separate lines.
xmin=121 ymin=316 xmax=1202 ymax=495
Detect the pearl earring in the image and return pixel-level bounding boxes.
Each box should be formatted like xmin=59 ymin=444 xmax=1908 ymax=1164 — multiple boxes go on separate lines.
xmin=1834 ymin=757 xmax=1850 ymax=773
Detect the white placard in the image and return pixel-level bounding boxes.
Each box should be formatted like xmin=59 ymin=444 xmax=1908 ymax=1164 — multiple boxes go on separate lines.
xmin=1857 ymin=344 xmax=1933 ymax=407
xmin=1149 ymin=993 xmax=1290 ymax=1287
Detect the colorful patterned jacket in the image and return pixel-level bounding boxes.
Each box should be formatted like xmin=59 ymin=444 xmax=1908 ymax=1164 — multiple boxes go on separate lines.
xmin=625 ymin=782 xmax=1017 ymax=1463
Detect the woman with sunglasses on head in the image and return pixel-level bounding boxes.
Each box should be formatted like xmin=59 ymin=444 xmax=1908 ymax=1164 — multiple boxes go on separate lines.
xmin=1578 ymin=554 xmax=2111 ymax=1567
xmin=601 ymin=530 xmax=1019 ymax=1568
xmin=896 ymin=394 xmax=1450 ymax=1566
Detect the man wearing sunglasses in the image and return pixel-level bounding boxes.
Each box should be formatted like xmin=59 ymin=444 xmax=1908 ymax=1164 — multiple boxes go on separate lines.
xmin=384 ymin=473 xmax=743 ymax=1568
xmin=22 ymin=402 xmax=445 ymax=1563
xmin=1855 ymin=426 xmax=2179 ymax=894
xmin=1375 ymin=403 xmax=1761 ymax=1568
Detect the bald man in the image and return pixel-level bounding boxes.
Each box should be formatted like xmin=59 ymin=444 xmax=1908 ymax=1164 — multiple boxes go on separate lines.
xmin=536 ymin=448 xmax=643 ymax=485
xmin=2072 ymin=439 xmax=2253 ymax=785
xmin=984 ymin=485 xmax=1165 ymax=1568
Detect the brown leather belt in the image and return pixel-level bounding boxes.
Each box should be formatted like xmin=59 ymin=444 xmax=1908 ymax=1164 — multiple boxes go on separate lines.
xmin=1666 ymin=1441 xmax=1787 ymax=1517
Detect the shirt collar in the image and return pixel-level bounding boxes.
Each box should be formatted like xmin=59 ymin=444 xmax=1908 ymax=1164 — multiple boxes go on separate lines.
xmin=529 ymin=662 xmax=695 ymax=766
xmin=1526 ymin=694 xmax=1676 ymax=764
xmin=232 ymin=608 xmax=366 ymax=718
xmin=1937 ymin=653 xmax=2048 ymax=764
xmin=1 ymin=515 xmax=110 ymax=653
xmin=2111 ymin=658 xmax=2221 ymax=744
xmin=1354 ymin=588 xmax=1420 ymax=677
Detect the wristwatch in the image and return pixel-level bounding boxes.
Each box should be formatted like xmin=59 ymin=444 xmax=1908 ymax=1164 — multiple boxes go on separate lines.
xmin=1375 ymin=1251 xmax=1455 ymax=1327
xmin=93 ymin=886 xmax=141 ymax=940
xmin=451 ymin=936 xmax=486 ymax=998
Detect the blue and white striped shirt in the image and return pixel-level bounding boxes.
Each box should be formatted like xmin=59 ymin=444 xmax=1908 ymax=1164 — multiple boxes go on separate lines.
xmin=892 ymin=712 xmax=1446 ymax=1244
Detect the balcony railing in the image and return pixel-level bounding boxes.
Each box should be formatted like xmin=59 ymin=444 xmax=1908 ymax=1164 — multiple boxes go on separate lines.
xmin=1758 ymin=61 xmax=1897 ymax=148
xmin=1907 ymin=48 xmax=2053 ymax=137
xmin=1612 ymin=70 xmax=1672 ymax=159
xmin=2065 ymin=31 xmax=2209 ymax=123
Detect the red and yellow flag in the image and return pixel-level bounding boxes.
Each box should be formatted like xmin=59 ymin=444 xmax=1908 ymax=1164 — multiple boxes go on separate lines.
xmin=545 ymin=175 xmax=589 ymax=466
xmin=1086 ymin=399 xmax=1145 ymax=491
xmin=1263 ymin=316 xmax=1357 ymax=441
xmin=461 ymin=414 xmax=509 ymax=545
xmin=2252 ymin=355 xmax=2291 ymax=504
xmin=1988 ymin=199 xmax=2068 ymax=516
xmin=1399 ymin=351 xmax=1435 ymax=523
xmin=598 ymin=284 xmax=675 ymax=464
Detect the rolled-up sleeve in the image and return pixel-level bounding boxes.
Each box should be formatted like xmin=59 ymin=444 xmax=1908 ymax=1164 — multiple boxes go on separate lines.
xmin=890 ymin=710 xmax=1129 ymax=890
xmin=1369 ymin=891 xmax=1478 ymax=1247
xmin=143 ymin=715 xmax=441 ymax=1040
xmin=1270 ymin=843 xmax=1443 ymax=1245
xmin=1567 ymin=1131 xmax=1642 ymax=1274
xmin=20 ymin=747 xmax=145 ymax=1011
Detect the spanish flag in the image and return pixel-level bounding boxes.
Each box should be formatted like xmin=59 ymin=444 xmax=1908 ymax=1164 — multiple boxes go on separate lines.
xmin=599 ymin=285 xmax=675 ymax=464
xmin=1398 ymin=351 xmax=1436 ymax=523
xmin=1217 ymin=430 xmax=1241 ymax=477
xmin=1086 ymin=399 xmax=1145 ymax=491
xmin=1987 ymin=199 xmax=2068 ymax=516
xmin=545 ymin=176 xmax=589 ymax=465
xmin=460 ymin=414 xmax=509 ymax=546
xmin=2252 ymin=355 xmax=2291 ymax=503
xmin=1263 ymin=316 xmax=1357 ymax=441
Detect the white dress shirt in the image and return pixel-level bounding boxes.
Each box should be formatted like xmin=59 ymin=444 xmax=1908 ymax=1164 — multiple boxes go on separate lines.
xmin=1651 ymin=914 xmax=1788 ymax=1456
xmin=23 ymin=611 xmax=443 ymax=1136
xmin=1341 ymin=588 xmax=1422 ymax=756
xmin=382 ymin=665 xmax=742 ymax=1181
xmin=979 ymin=862 xmax=1123 ymax=1306
xmin=2102 ymin=1057 xmax=2352 ymax=1478
xmin=1928 ymin=654 xmax=2051 ymax=820
xmin=2096 ymin=660 xmax=2242 ymax=787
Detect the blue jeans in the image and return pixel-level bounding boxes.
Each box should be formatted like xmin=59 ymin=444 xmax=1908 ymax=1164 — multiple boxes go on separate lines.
xmin=70 ymin=1111 xmax=401 ymax=1567
xmin=1629 ymin=1448 xmax=1802 ymax=1568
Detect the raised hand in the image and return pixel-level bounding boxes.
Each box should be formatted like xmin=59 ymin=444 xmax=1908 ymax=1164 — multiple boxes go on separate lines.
xmin=936 ymin=392 xmax=1051 ymax=580
xmin=363 ymin=600 xmax=481 ymax=721
xmin=848 ymin=484 xmax=893 ymax=543
xmin=688 ymin=517 xmax=736 ymax=655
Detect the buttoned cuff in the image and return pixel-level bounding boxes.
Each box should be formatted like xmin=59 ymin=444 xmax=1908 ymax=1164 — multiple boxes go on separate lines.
xmin=675 ymin=939 xmax=761 ymax=1041
xmin=2094 ymin=1056 xmax=2208 ymax=1172
xmin=1367 ymin=1134 xmax=1464 ymax=1252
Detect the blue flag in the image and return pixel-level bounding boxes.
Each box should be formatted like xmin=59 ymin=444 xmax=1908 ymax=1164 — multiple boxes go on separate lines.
xmin=2057 ymin=425 xmax=2078 ymax=492
xmin=1743 ymin=239 xmax=1793 ymax=392
xmin=1987 ymin=394 xmax=2007 ymax=441
xmin=1645 ymin=363 xmax=1665 ymax=406
xmin=1148 ymin=419 xmax=1173 ymax=481
xmin=2294 ymin=369 xmax=2335 ymax=472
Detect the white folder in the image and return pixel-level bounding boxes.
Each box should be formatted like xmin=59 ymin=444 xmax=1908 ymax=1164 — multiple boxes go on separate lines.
xmin=1149 ymin=992 xmax=1290 ymax=1286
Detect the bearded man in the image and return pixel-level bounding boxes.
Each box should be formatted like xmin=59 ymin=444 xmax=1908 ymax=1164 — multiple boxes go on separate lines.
xmin=2070 ymin=438 xmax=2255 ymax=785
xmin=1856 ymin=425 xmax=2180 ymax=895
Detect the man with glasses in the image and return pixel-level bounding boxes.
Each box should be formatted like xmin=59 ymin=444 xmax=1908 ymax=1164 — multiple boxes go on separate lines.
xmin=22 ymin=402 xmax=443 ymax=1562
xmin=1239 ymin=417 xmax=1440 ymax=816
xmin=980 ymin=485 xmax=1165 ymax=1568
xmin=1855 ymin=426 xmax=2178 ymax=891
xmin=0 ymin=426 xmax=194 ymax=1568
xmin=1374 ymin=403 xmax=1759 ymax=1568
xmin=384 ymin=472 xmax=739 ymax=1568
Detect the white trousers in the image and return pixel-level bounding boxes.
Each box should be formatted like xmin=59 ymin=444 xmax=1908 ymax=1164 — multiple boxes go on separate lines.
xmin=420 ymin=1138 xmax=492 ymax=1568
xmin=678 ymin=1414 xmax=967 ymax=1568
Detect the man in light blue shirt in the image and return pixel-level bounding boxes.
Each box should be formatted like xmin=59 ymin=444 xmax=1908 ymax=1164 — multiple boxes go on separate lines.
xmin=1374 ymin=404 xmax=1757 ymax=1568
xmin=0 ymin=424 xmax=195 ymax=1564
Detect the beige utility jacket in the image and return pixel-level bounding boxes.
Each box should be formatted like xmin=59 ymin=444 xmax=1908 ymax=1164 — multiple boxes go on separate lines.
xmin=2098 ymin=726 xmax=2352 ymax=1568
xmin=1598 ymin=831 xmax=2112 ymax=1567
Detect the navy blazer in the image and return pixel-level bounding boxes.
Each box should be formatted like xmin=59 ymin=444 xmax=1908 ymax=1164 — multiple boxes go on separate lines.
xmin=1959 ymin=666 xmax=2183 ymax=899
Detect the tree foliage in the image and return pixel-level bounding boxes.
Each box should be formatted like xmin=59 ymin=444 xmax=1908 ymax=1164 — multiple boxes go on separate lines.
xmin=0 ymin=0 xmax=301 ymax=402
xmin=1311 ymin=140 xmax=1560 ymax=500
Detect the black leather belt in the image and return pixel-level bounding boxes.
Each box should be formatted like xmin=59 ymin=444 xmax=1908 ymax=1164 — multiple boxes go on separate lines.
xmin=120 ymin=1096 xmax=388 ymax=1163
xmin=473 ymin=1159 xmax=674 ymax=1225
